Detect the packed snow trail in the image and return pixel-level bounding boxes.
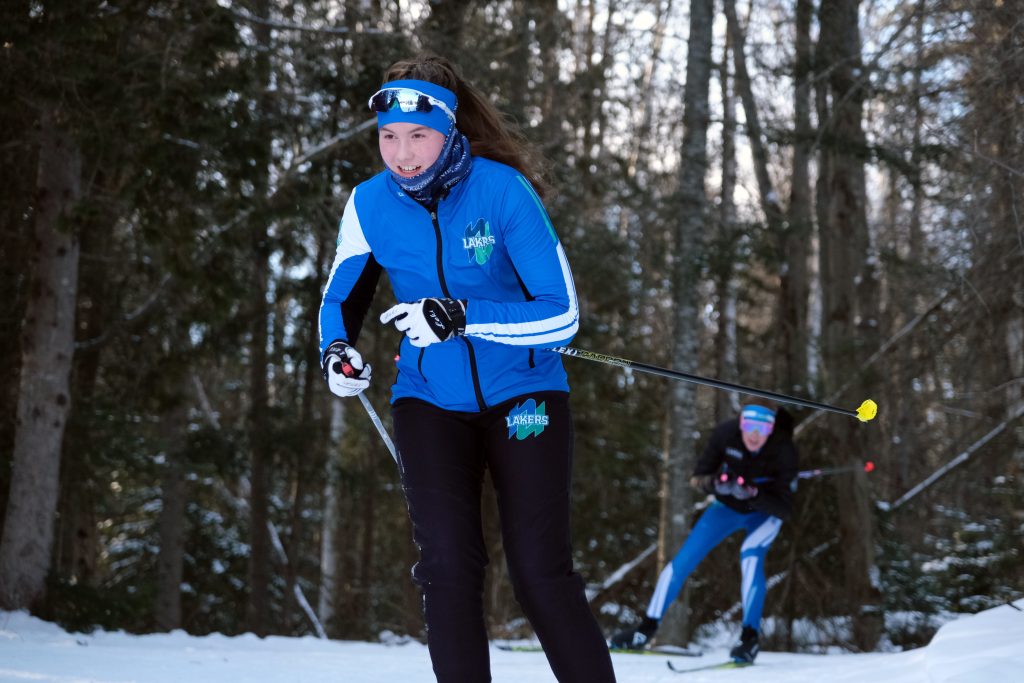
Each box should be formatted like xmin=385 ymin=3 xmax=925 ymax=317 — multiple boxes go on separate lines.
xmin=1 ymin=600 xmax=1021 ymax=682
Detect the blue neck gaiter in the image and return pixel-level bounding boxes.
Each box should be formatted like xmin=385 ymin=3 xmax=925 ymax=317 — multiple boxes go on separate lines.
xmin=391 ymin=131 xmax=473 ymax=206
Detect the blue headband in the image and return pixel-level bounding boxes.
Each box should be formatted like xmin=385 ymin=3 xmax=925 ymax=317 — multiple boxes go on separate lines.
xmin=370 ymin=79 xmax=457 ymax=136
xmin=740 ymin=405 xmax=776 ymax=429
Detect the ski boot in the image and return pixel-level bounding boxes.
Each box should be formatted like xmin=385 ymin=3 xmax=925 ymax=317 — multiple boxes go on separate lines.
xmin=729 ymin=626 xmax=759 ymax=663
xmin=609 ymin=616 xmax=659 ymax=651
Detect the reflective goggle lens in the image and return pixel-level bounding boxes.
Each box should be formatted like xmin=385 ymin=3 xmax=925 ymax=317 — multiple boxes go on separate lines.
xmin=368 ymin=88 xmax=455 ymax=122
xmin=740 ymin=419 xmax=773 ymax=436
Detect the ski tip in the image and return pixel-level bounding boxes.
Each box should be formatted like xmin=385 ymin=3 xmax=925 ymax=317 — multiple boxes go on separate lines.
xmin=856 ymin=399 xmax=878 ymax=422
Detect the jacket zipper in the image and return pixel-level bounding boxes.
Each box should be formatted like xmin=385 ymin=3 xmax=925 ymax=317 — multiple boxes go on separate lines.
xmin=429 ymin=210 xmax=452 ymax=295
xmin=430 ymin=208 xmax=486 ymax=411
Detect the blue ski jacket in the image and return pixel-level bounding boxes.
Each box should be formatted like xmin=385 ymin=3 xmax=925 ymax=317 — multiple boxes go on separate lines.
xmin=319 ymin=157 xmax=579 ymax=412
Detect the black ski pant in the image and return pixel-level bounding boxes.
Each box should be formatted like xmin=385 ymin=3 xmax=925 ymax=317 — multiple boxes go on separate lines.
xmin=392 ymin=392 xmax=616 ymax=683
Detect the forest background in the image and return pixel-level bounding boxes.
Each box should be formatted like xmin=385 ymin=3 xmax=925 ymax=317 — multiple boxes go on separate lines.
xmin=1 ymin=0 xmax=1021 ymax=655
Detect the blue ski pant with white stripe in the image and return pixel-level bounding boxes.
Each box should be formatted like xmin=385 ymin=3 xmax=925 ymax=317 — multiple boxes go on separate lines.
xmin=646 ymin=501 xmax=782 ymax=630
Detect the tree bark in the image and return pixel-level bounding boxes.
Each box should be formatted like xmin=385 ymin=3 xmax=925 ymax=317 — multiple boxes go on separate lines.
xmin=420 ymin=0 xmax=473 ymax=57
xmin=246 ymin=0 xmax=273 ymax=637
xmin=722 ymin=0 xmax=809 ymax=394
xmin=0 ymin=108 xmax=82 ymax=609
xmin=658 ymin=0 xmax=715 ymax=646
xmin=318 ymin=399 xmax=346 ymax=635
xmin=627 ymin=0 xmax=673 ymax=180
xmin=155 ymin=399 xmax=188 ymax=631
xmin=54 ymin=185 xmax=117 ymax=588
xmin=534 ymin=0 xmax=566 ymax=157
xmin=714 ymin=20 xmax=741 ymax=424
xmin=722 ymin=0 xmax=784 ymax=232
xmin=817 ymin=0 xmax=884 ymax=650
xmin=782 ymin=0 xmax=813 ymax=395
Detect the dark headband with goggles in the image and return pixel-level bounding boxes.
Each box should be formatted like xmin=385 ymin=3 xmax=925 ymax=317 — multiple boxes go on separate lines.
xmin=368 ymin=80 xmax=457 ymax=135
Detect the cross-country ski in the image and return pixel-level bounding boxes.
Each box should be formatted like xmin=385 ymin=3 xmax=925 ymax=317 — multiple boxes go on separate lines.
xmin=666 ymin=659 xmax=754 ymax=674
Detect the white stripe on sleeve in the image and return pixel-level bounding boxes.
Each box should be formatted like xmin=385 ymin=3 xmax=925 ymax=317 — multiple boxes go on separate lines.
xmin=463 ymin=242 xmax=579 ymax=345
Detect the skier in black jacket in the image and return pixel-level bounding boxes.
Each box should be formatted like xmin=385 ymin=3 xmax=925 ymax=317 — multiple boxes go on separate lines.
xmin=610 ymin=402 xmax=799 ymax=663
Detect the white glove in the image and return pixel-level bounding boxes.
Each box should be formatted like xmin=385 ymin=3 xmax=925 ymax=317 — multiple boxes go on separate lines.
xmin=321 ymin=340 xmax=372 ymax=397
xmin=379 ymin=298 xmax=467 ymax=348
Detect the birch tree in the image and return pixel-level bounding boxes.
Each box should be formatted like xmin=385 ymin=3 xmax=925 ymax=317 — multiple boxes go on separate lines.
xmin=0 ymin=110 xmax=82 ymax=609
xmin=659 ymin=0 xmax=715 ymax=645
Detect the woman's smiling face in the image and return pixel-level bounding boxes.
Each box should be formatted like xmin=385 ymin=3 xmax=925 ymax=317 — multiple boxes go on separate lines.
xmin=378 ymin=122 xmax=446 ymax=178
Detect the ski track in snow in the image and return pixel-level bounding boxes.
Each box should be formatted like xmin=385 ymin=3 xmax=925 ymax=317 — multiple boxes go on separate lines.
xmin=1 ymin=600 xmax=1021 ymax=683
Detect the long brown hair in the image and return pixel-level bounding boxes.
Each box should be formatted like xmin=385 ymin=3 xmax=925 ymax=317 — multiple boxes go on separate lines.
xmin=382 ymin=54 xmax=549 ymax=198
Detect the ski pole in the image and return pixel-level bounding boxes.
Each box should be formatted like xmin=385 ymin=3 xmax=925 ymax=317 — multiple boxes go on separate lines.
xmin=794 ymin=461 xmax=875 ymax=480
xmin=551 ymin=346 xmax=878 ymax=422
xmin=332 ymin=353 xmax=400 ymax=464
xmin=358 ymin=392 xmax=399 ymax=464
xmin=749 ymin=461 xmax=875 ymax=485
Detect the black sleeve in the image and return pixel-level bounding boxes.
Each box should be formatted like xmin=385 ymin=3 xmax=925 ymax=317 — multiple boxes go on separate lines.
xmin=693 ymin=421 xmax=730 ymax=477
xmin=751 ymin=441 xmax=800 ymax=519
xmin=339 ymin=254 xmax=382 ymax=346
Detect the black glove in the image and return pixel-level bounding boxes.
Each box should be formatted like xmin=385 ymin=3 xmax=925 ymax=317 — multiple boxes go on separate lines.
xmin=321 ymin=340 xmax=372 ymax=397
xmin=730 ymin=481 xmax=759 ymax=501
xmin=379 ymin=298 xmax=467 ymax=347
xmin=714 ymin=472 xmax=758 ymax=501
xmin=691 ymin=474 xmax=716 ymax=495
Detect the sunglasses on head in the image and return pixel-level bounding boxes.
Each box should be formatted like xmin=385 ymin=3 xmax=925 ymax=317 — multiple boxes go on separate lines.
xmin=368 ymin=87 xmax=456 ymax=123
xmin=740 ymin=419 xmax=773 ymax=436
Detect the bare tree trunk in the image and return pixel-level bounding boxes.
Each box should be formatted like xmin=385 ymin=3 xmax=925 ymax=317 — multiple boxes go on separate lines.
xmin=54 ymin=196 xmax=116 ymax=588
xmin=714 ymin=20 xmax=741 ymax=424
xmin=782 ymin=0 xmax=813 ymax=394
xmin=246 ymin=0 xmax=273 ymax=636
xmin=883 ymin=0 xmax=927 ymax=496
xmin=155 ymin=398 xmax=188 ymax=631
xmin=0 ymin=108 xmax=81 ymax=609
xmin=1009 ymin=316 xmax=1024 ymax=437
xmin=535 ymin=0 xmax=567 ymax=158
xmin=978 ymin=3 xmax=1024 ymax=466
xmin=723 ymin=0 xmax=810 ymax=396
xmin=357 ymin=450 xmax=377 ymax=628
xmin=722 ymin=0 xmax=784 ymax=230
xmin=420 ymin=0 xmax=474 ymax=57
xmin=658 ymin=0 xmax=715 ymax=646
xmin=54 ymin=458 xmax=98 ymax=586
xmin=247 ymin=244 xmax=272 ymax=636
xmin=627 ymin=0 xmax=673 ymax=179
xmin=577 ymin=0 xmax=598 ymax=158
xmin=817 ymin=0 xmax=883 ymax=650
xmin=590 ymin=0 xmax=619 ymax=160
xmin=318 ymin=399 xmax=346 ymax=635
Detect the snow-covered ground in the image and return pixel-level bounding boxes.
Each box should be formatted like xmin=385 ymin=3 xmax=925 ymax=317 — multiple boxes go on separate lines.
xmin=1 ymin=600 xmax=1021 ymax=682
